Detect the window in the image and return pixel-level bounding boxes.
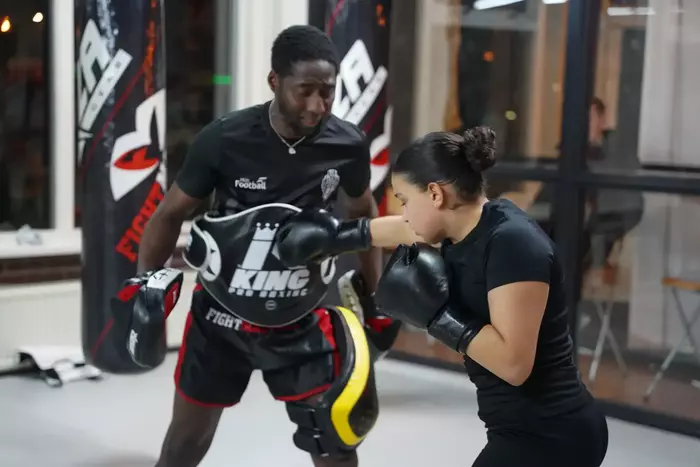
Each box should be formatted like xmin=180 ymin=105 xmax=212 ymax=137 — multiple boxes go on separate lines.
xmin=590 ymin=0 xmax=700 ymax=173
xmin=74 ymin=0 xmax=216 ymax=227
xmin=411 ymin=0 xmax=569 ymax=165
xmin=576 ymin=189 xmax=700 ymax=423
xmin=0 ymin=1 xmax=50 ymax=231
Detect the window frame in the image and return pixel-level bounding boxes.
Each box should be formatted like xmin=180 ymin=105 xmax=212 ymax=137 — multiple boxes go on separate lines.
xmin=0 ymin=0 xmax=201 ymax=260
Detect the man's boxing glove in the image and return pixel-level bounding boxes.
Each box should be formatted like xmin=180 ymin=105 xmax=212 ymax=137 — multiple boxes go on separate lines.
xmin=374 ymin=243 xmax=484 ymax=354
xmin=337 ymin=269 xmax=402 ymax=361
xmin=111 ymin=268 xmax=183 ymax=368
xmin=275 ymin=208 xmax=371 ymax=267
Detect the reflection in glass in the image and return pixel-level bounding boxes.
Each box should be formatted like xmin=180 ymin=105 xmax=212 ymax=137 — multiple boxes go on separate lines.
xmin=577 ymin=189 xmax=700 ymax=423
xmin=413 ymin=0 xmax=568 ymax=164
xmin=0 ymin=1 xmax=50 ymax=231
xmin=593 ymin=1 xmax=700 ymax=172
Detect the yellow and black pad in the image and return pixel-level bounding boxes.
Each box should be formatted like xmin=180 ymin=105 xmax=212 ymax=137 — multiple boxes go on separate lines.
xmin=285 ymin=305 xmax=379 ymax=457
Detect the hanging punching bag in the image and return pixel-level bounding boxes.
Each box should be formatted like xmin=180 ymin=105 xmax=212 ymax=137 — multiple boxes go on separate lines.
xmin=77 ymin=0 xmax=167 ymax=374
xmin=326 ymin=0 xmax=392 ymax=214
xmin=321 ymin=0 xmax=393 ymax=306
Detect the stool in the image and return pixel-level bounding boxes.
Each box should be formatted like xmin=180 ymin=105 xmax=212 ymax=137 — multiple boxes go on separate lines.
xmin=582 ymin=234 xmax=629 ymax=383
xmin=586 ymin=261 xmax=629 ymax=383
xmin=644 ymin=277 xmax=700 ymax=400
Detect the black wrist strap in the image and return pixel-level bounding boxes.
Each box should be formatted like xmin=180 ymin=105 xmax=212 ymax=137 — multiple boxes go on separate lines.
xmin=336 ymin=218 xmax=372 ymax=253
xmin=427 ymin=306 xmax=485 ymax=354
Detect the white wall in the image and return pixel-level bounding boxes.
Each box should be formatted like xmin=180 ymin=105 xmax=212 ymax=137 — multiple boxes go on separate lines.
xmin=0 ymin=272 xmax=197 ymax=364
xmin=628 ymin=0 xmax=700 ymax=352
xmin=233 ymin=0 xmax=309 ymax=109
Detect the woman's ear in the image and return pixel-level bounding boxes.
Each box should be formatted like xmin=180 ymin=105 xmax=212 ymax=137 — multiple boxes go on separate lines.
xmin=426 ymin=182 xmax=446 ymax=208
xmin=267 ymin=71 xmax=277 ymax=92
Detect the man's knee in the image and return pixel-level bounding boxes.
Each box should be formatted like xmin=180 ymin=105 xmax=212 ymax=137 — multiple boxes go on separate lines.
xmin=157 ymin=395 xmax=223 ymax=467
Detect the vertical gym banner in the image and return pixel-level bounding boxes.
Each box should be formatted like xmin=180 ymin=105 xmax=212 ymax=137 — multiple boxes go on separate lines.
xmin=326 ymin=0 xmax=392 ymax=215
xmin=321 ymin=0 xmax=392 ymax=305
xmin=77 ymin=0 xmax=167 ymax=373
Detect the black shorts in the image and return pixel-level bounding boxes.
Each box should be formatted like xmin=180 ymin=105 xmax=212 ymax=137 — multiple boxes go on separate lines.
xmin=174 ymin=284 xmax=341 ymax=407
xmin=473 ymin=402 xmax=609 ymax=467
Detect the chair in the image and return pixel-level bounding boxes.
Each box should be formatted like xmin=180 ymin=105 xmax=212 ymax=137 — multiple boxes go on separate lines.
xmin=583 ymin=237 xmax=628 ymax=383
xmin=644 ymin=277 xmax=700 ymax=399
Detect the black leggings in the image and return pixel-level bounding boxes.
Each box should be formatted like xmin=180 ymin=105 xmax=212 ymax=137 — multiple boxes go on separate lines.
xmin=473 ymin=402 xmax=609 ymax=467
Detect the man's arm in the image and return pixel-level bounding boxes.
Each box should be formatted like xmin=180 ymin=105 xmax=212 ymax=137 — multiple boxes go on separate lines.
xmin=138 ymin=121 xmax=221 ymax=273
xmin=138 ymin=185 xmax=205 ymax=273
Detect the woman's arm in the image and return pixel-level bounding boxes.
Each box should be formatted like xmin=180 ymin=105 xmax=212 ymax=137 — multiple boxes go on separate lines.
xmin=368 ymin=216 xmax=427 ymax=248
xmin=464 ymin=282 xmax=548 ymax=386
xmin=462 ymin=225 xmax=553 ymax=386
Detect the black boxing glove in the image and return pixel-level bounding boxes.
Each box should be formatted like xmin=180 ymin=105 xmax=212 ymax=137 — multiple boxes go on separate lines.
xmin=111 ymin=268 xmax=183 ymax=368
xmin=275 ymin=208 xmax=372 ymax=267
xmin=374 ymin=243 xmax=484 ymax=354
xmin=337 ymin=269 xmax=402 ymax=361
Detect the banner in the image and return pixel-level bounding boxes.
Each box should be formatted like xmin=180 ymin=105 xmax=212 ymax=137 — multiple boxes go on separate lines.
xmin=326 ymin=0 xmax=393 ymax=216
xmin=77 ymin=0 xmax=167 ymax=373
xmin=321 ymin=0 xmax=393 ymax=305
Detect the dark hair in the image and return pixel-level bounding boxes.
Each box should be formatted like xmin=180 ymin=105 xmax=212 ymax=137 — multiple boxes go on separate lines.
xmin=271 ymin=25 xmax=339 ymax=77
xmin=391 ymin=126 xmax=496 ymax=201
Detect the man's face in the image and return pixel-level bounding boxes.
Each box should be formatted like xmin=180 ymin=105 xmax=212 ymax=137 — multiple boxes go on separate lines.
xmin=274 ymin=60 xmax=337 ymax=136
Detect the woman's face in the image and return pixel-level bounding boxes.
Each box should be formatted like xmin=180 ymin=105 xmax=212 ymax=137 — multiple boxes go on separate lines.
xmin=391 ymin=173 xmax=446 ymax=245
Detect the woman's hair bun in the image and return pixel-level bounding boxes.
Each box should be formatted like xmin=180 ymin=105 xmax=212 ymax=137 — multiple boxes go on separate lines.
xmin=461 ymin=126 xmax=496 ymax=173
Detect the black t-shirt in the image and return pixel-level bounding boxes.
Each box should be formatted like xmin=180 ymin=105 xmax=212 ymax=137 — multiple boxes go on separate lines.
xmin=175 ymin=100 xmax=370 ymax=212
xmin=441 ymin=199 xmax=591 ymax=429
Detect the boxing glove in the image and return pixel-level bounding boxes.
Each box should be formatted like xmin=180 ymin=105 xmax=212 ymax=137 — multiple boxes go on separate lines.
xmin=275 ymin=208 xmax=371 ymax=267
xmin=337 ymin=269 xmax=402 ymax=361
xmin=374 ymin=243 xmax=484 ymax=354
xmin=111 ymin=268 xmax=183 ymax=368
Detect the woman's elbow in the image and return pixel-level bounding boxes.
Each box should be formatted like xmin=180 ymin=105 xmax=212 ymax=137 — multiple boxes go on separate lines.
xmin=501 ymin=359 xmax=534 ymax=387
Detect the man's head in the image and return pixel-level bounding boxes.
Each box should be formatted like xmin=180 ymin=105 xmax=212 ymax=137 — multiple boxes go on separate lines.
xmin=268 ymin=25 xmax=339 ymax=136
xmin=589 ymin=97 xmax=606 ymax=142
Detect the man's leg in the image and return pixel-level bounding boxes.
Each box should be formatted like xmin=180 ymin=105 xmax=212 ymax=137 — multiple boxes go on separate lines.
xmin=156 ymin=391 xmax=224 ymax=467
xmin=157 ymin=286 xmax=253 ymax=467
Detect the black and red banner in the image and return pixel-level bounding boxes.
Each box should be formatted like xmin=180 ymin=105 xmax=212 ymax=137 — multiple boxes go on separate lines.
xmin=324 ymin=0 xmax=393 ymax=216
xmin=312 ymin=0 xmax=393 ymax=305
xmin=77 ymin=0 xmax=167 ymax=373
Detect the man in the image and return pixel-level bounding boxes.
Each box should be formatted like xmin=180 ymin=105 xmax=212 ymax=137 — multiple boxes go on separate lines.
xmin=126 ymin=25 xmax=396 ymax=467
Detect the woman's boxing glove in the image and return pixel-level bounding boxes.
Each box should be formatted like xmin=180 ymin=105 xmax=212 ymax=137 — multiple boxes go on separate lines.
xmin=374 ymin=243 xmax=484 ymax=354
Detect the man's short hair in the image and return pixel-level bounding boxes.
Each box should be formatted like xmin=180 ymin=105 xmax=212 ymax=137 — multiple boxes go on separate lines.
xmin=271 ymin=25 xmax=339 ymax=77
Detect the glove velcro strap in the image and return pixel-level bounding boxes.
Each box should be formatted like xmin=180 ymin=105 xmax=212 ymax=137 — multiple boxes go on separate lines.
xmin=427 ymin=306 xmax=484 ymax=354
xmin=336 ymin=218 xmax=372 ymax=253
xmin=145 ymin=268 xmax=184 ymax=318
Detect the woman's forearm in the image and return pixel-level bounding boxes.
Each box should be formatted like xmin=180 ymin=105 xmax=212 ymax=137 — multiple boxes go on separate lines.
xmin=369 ymin=216 xmax=425 ymax=248
xmin=465 ymin=325 xmax=532 ymax=387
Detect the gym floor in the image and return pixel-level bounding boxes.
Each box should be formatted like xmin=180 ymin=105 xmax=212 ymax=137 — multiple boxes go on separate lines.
xmin=1 ymin=355 xmax=698 ymax=467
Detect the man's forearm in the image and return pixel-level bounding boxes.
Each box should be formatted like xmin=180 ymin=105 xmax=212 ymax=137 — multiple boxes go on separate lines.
xmin=137 ymin=210 xmax=185 ymax=274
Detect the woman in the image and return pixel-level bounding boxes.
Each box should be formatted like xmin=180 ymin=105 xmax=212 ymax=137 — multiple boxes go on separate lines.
xmin=276 ymin=127 xmax=608 ymax=467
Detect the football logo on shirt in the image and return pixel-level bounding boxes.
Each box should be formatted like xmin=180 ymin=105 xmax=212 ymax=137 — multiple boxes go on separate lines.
xmin=228 ymin=222 xmax=335 ymax=310
xmin=234 ymin=177 xmax=267 ymax=191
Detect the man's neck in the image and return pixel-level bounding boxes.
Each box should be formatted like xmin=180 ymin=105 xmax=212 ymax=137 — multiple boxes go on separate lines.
xmin=269 ymin=100 xmax=300 ymax=139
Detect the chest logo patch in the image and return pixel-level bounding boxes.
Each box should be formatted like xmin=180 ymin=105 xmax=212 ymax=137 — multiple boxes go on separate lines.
xmin=321 ymin=169 xmax=340 ymax=202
